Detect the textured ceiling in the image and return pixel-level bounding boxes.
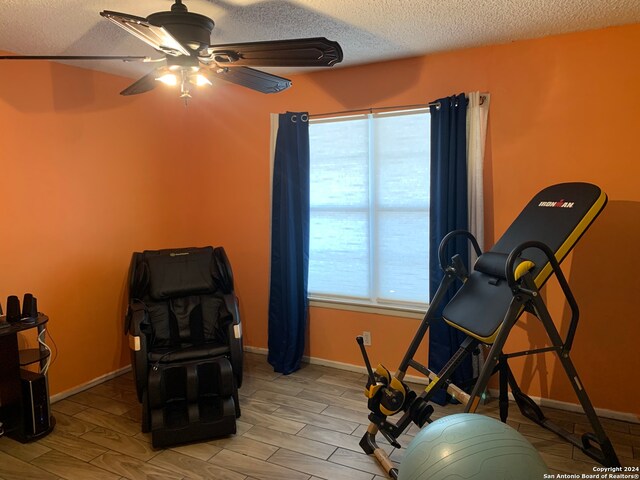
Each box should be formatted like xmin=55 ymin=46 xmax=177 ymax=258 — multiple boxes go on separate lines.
xmin=1 ymin=0 xmax=640 ymax=80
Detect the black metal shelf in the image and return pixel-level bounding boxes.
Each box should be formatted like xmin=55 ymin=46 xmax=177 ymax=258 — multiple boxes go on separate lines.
xmin=1 ymin=313 xmax=54 ymax=443
xmin=18 ymin=348 xmax=50 ymax=367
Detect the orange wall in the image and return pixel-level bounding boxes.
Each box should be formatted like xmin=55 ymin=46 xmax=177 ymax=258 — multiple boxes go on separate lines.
xmin=1 ymin=23 xmax=639 ymax=416
xmin=187 ymin=24 xmax=640 ymax=415
xmin=0 ymin=60 xmax=223 ymax=394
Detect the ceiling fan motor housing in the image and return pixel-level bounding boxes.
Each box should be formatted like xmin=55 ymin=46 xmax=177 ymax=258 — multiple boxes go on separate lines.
xmin=147 ymin=10 xmax=215 ymax=53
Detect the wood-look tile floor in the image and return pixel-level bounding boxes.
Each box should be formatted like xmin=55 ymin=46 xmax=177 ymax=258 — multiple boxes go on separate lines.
xmin=1 ymin=352 xmax=638 ymax=479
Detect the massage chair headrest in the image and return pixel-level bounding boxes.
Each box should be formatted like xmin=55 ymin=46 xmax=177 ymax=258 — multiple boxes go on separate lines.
xmin=144 ymin=247 xmax=216 ymax=301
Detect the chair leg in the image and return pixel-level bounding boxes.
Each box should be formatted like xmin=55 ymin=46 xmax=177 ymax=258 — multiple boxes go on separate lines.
xmin=464 ymin=300 xmax=524 ymax=413
xmin=498 ymin=355 xmax=509 ymax=422
xmin=530 ymin=295 xmax=621 ymax=467
xmin=233 ymin=379 xmax=241 ymax=418
xmin=141 ymin=390 xmax=150 ymax=433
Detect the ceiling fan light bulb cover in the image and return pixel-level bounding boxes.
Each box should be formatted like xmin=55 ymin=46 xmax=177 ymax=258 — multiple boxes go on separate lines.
xmin=194 ymin=74 xmax=211 ymax=86
xmin=156 ymin=73 xmax=178 ymax=86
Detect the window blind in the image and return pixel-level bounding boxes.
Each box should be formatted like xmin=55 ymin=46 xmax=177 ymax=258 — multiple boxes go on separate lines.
xmin=309 ymin=111 xmax=430 ymax=307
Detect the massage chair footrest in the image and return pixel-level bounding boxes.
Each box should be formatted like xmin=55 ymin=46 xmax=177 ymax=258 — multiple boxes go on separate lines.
xmin=150 ymin=398 xmax=237 ymax=448
xmin=147 ymin=356 xmax=237 ymax=448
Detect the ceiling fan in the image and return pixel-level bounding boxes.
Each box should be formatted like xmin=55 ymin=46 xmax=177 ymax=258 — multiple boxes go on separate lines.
xmin=0 ymin=0 xmax=343 ymax=100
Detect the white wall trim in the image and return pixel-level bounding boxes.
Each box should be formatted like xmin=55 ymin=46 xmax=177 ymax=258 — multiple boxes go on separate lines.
xmin=309 ymin=298 xmax=425 ymax=319
xmin=244 ymin=345 xmax=269 ymax=356
xmin=244 ymin=346 xmax=639 ymax=424
xmin=50 ymin=365 xmax=132 ymax=404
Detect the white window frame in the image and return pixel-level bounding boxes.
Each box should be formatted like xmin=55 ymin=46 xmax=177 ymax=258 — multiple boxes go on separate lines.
xmin=308 ymin=109 xmax=430 ymax=316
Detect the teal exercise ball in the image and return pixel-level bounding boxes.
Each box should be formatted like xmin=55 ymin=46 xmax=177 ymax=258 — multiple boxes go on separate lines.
xmin=398 ymin=413 xmax=549 ymax=480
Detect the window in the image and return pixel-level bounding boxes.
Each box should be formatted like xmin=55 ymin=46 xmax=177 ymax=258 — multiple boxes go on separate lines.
xmin=309 ymin=110 xmax=430 ymax=308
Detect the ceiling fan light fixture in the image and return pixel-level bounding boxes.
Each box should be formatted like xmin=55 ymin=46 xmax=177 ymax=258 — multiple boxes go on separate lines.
xmin=156 ymin=73 xmax=178 ymax=86
xmin=193 ymin=73 xmax=211 ymax=86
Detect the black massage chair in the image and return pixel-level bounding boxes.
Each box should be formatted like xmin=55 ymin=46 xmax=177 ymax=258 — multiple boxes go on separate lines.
xmin=125 ymin=246 xmax=242 ymax=448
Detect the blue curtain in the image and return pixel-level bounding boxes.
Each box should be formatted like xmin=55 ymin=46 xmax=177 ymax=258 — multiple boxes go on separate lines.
xmin=267 ymin=112 xmax=310 ymax=375
xmin=428 ymin=94 xmax=473 ymax=404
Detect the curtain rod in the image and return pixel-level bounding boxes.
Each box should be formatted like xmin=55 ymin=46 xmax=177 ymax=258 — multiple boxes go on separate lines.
xmin=309 ymin=95 xmax=486 ymax=119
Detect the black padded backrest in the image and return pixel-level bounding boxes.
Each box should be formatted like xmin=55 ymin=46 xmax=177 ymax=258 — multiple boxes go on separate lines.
xmin=490 ymin=182 xmax=607 ymax=287
xmin=129 ymin=246 xmax=233 ymax=349
xmin=212 ymin=247 xmax=234 ymax=294
xmin=146 ymin=295 xmax=229 ymax=348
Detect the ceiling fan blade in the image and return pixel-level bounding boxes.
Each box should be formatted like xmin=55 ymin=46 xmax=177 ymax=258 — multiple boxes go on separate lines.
xmin=208 ymin=66 xmax=291 ymax=94
xmin=120 ymin=70 xmax=162 ymax=96
xmin=0 ymin=55 xmax=149 ymax=61
xmin=100 ymin=10 xmax=191 ymax=57
xmin=204 ymin=37 xmax=343 ymax=67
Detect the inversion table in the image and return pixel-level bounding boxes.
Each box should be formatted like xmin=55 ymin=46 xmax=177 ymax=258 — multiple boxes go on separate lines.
xmin=357 ymin=182 xmax=620 ymax=479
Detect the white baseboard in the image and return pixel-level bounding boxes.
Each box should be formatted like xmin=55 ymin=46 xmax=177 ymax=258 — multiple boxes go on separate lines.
xmin=243 ymin=345 xmax=268 ymax=355
xmin=50 ymin=365 xmax=132 ymax=404
xmin=53 ymin=349 xmax=638 ymax=425
xmin=243 ymin=346 xmax=639 ymax=424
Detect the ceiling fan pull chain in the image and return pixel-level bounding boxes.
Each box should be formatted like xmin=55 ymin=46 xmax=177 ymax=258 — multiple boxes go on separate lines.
xmin=180 ymin=70 xmax=192 ymax=104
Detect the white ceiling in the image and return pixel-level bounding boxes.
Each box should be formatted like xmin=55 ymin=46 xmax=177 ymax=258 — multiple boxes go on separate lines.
xmin=1 ymin=0 xmax=640 ymax=81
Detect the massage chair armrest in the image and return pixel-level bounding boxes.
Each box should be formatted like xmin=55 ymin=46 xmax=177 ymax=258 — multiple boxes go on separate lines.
xmin=126 ymin=304 xmax=149 ymax=402
xmin=222 ymin=293 xmax=243 ymax=388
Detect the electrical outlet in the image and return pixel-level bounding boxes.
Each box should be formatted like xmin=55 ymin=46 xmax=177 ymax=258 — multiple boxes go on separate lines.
xmin=362 ymin=331 xmax=371 ymax=346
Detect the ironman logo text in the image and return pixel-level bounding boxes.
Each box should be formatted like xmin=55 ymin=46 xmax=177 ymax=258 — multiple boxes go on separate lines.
xmin=538 ymin=199 xmax=574 ymax=208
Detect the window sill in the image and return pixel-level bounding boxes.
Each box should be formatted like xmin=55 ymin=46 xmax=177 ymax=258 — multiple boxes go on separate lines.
xmin=308 ymin=297 xmax=427 ymax=319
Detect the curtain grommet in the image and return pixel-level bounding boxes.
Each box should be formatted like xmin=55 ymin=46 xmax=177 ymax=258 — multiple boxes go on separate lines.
xmin=301 ymin=113 xmax=308 ymax=122
xmin=291 ymin=114 xmax=297 ymax=123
